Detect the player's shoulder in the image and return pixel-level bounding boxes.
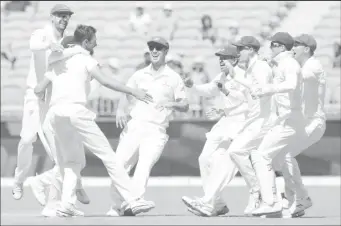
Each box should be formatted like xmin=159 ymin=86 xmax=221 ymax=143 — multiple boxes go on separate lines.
xmin=305 ymin=56 xmax=324 ymax=72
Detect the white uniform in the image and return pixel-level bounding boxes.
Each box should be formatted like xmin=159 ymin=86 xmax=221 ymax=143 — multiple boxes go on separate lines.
xmin=279 ymin=56 xmax=326 ymax=202
xmin=45 ymin=45 xmax=139 ymax=207
xmin=188 ymin=66 xmax=248 ymax=208
xmin=228 ymin=55 xmax=274 ymax=196
xmin=14 ymin=24 xmax=64 ymax=185
xmin=251 ymin=51 xmax=304 ymax=205
xmin=110 ymin=64 xmax=187 ymax=210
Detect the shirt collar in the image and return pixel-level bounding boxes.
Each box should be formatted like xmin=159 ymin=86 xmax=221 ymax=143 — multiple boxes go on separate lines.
xmin=273 ymin=51 xmax=293 ymax=64
xmin=145 ymin=64 xmax=169 ymax=78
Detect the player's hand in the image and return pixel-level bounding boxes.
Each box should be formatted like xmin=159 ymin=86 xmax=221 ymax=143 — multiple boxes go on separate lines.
xmin=115 ymin=109 xmax=129 ymax=129
xmin=132 ymin=89 xmax=153 ymax=104
xmin=250 ymin=86 xmax=265 ymax=98
xmin=205 ymin=108 xmax=224 ymax=120
xmin=183 ymin=77 xmax=194 ymax=88
xmin=220 ymin=60 xmax=235 ymax=78
xmin=50 ymin=43 xmax=64 ymax=52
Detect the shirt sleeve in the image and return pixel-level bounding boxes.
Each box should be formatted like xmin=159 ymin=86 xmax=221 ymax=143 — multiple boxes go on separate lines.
xmin=85 ymin=56 xmax=100 ymax=73
xmin=126 ymin=72 xmax=139 ymax=89
xmin=29 ymin=29 xmax=50 ymax=51
xmin=174 ymin=75 xmax=187 ymax=100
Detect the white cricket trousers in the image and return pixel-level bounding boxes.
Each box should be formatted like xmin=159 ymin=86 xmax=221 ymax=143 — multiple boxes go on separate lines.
xmin=251 ymin=112 xmax=306 ymax=205
xmin=110 ymin=119 xmax=169 ymax=210
xmin=277 ymin=117 xmax=326 ymax=202
xmin=49 ymin=104 xmax=139 ymax=207
xmin=199 ymin=116 xmax=244 ymax=208
xmin=14 ymin=95 xmax=56 ymax=185
xmin=228 ymin=117 xmax=275 ymax=196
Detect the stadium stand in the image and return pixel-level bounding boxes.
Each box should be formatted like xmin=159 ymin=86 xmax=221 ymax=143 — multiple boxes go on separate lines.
xmin=1 ymin=1 xmax=340 ymax=120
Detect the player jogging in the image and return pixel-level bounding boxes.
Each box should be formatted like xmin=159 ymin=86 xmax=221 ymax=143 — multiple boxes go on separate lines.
xmin=107 ymin=37 xmax=189 ymax=217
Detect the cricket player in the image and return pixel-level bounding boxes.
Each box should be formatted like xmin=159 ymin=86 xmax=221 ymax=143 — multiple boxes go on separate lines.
xmin=12 ymin=4 xmax=89 ymax=207
xmin=277 ymin=34 xmax=326 ymax=217
xmin=107 ymin=36 xmax=189 ymax=216
xmin=247 ymin=32 xmax=305 ymax=217
xmin=181 ymin=45 xmax=250 ymax=216
xmin=210 ymin=36 xmax=275 ymax=216
xmin=34 ymin=24 xmax=157 ymax=217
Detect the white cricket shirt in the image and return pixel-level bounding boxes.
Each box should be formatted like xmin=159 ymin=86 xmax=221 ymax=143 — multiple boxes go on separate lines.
xmin=126 ymin=64 xmax=187 ymax=128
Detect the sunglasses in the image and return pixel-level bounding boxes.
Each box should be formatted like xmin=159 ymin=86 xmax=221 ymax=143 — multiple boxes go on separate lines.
xmin=237 ymin=46 xmax=251 ymax=52
xmin=293 ymin=42 xmax=308 ymax=47
xmin=270 ymin=42 xmax=283 ymax=48
xmin=219 ymin=56 xmax=236 ymax=61
xmin=148 ymin=44 xmax=164 ymax=51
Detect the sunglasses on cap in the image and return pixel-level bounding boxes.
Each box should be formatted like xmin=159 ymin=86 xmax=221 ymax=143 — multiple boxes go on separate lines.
xmin=293 ymin=41 xmax=308 ymax=47
xmin=219 ymin=55 xmax=237 ymax=60
xmin=270 ymin=42 xmax=284 ymax=48
xmin=236 ymin=46 xmax=252 ymax=51
xmin=148 ymin=44 xmax=165 ymax=51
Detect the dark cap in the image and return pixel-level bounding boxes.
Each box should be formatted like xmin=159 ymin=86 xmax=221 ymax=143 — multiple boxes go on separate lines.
xmin=270 ymin=32 xmax=294 ymax=50
xmin=61 ymin=36 xmax=75 ymax=48
xmin=50 ymin=4 xmax=74 ymax=15
xmin=232 ymin=36 xmax=261 ymax=50
xmin=215 ymin=45 xmax=239 ymax=58
xmin=147 ymin=36 xmax=169 ymax=49
xmin=294 ymin=34 xmax=317 ymax=52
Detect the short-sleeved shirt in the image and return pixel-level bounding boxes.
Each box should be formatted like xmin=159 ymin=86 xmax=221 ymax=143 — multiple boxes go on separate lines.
xmin=47 ymin=45 xmax=98 ymax=107
xmin=301 ymin=56 xmax=326 ymax=120
xmin=126 ymin=64 xmax=187 ymax=128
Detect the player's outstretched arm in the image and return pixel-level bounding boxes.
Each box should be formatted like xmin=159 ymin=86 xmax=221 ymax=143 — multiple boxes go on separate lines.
xmin=89 ymin=66 xmax=153 ymax=104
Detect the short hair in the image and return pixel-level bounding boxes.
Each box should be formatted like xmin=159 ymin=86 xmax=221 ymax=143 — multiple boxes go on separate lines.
xmin=73 ymin=24 xmax=97 ymax=44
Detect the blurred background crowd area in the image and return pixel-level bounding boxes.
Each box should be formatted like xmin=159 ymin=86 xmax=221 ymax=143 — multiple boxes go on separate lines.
xmin=1 ymin=1 xmax=340 ymax=121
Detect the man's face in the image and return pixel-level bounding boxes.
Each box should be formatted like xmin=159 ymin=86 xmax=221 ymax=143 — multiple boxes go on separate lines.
xmin=237 ymin=46 xmax=252 ymax=63
xmin=51 ymin=12 xmax=71 ymax=31
xmin=83 ymin=34 xmax=97 ymax=52
xmin=270 ymin=42 xmax=285 ymax=58
xmin=292 ymin=42 xmax=310 ymax=61
xmin=219 ymin=56 xmax=237 ymax=72
xmin=148 ymin=43 xmax=168 ymax=64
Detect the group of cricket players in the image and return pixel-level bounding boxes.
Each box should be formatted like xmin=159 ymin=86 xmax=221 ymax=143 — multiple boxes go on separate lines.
xmin=11 ymin=3 xmax=327 ymax=219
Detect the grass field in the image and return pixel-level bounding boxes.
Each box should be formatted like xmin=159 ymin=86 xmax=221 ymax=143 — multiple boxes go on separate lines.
xmin=1 ymin=177 xmax=340 ymax=225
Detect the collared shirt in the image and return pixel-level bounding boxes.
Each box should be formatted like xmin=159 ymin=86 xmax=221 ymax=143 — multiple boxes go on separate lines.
xmin=127 ymin=64 xmax=187 ymax=128
xmin=301 ymin=56 xmax=326 ymax=120
xmin=26 ymin=24 xmax=65 ymax=100
xmin=271 ymin=51 xmax=303 ymax=119
xmin=244 ymin=55 xmax=273 ymax=121
xmin=47 ymin=45 xmax=98 ymax=108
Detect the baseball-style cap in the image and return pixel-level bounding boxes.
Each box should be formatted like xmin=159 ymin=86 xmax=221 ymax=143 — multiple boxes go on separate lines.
xmin=147 ymin=36 xmax=169 ymax=49
xmin=215 ymin=45 xmax=239 ymax=58
xmin=61 ymin=36 xmax=75 ymax=48
xmin=294 ymin=34 xmax=317 ymax=52
xmin=232 ymin=36 xmax=261 ymax=50
xmin=51 ymin=4 xmax=74 ymax=15
xmin=270 ymin=32 xmax=294 ymax=49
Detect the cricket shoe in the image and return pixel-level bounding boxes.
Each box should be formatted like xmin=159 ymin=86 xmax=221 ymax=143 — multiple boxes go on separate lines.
xmin=290 ymin=197 xmax=312 ymax=217
xmin=252 ymin=201 xmax=282 ymax=217
xmin=29 ymin=177 xmax=46 ymax=206
xmin=76 ymin=188 xmax=90 ymax=205
xmin=41 ymin=202 xmax=60 ymax=217
xmin=187 ymin=204 xmax=229 ymax=217
xmin=12 ymin=183 xmax=23 ymax=200
xmin=244 ymin=192 xmax=261 ymax=216
xmin=128 ymin=198 xmax=155 ymax=215
xmin=56 ymin=204 xmax=84 ymax=217
xmin=182 ymin=196 xmax=215 ymax=217
xmin=106 ymin=207 xmax=123 ymax=217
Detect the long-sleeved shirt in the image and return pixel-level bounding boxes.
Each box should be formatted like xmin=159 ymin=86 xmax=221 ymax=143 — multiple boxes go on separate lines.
xmin=301 ymin=56 xmax=326 ymax=120
xmin=269 ymin=51 xmax=303 ymax=119
xmin=26 ymin=24 xmax=65 ymax=101
xmin=191 ymin=66 xmax=248 ymax=118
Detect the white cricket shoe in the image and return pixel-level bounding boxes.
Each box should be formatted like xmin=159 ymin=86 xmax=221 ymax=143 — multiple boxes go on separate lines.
xmin=106 ymin=207 xmax=123 ymax=217
xmin=291 ymin=197 xmax=312 ymax=217
xmin=12 ymin=183 xmax=23 ymax=200
xmin=76 ymin=189 xmax=90 ymax=205
xmin=128 ymin=199 xmax=155 ymax=215
xmin=252 ymin=201 xmax=282 ymax=216
xmin=41 ymin=207 xmax=57 ymax=217
xmin=182 ymin=196 xmax=229 ymax=217
xmin=56 ymin=204 xmax=85 ymax=217
xmin=29 ymin=177 xmax=46 ymax=206
xmin=244 ymin=192 xmax=261 ymax=216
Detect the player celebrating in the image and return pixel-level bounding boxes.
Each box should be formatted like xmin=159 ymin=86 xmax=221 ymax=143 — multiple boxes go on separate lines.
xmin=248 ymin=32 xmax=304 ymax=217
xmin=34 ymin=25 xmax=155 ymax=217
xmin=277 ymin=34 xmax=326 ymax=218
xmin=12 ymin=4 xmax=89 ymax=208
xmin=107 ymin=37 xmax=189 ymax=216
xmin=181 ymin=45 xmax=249 ymax=216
